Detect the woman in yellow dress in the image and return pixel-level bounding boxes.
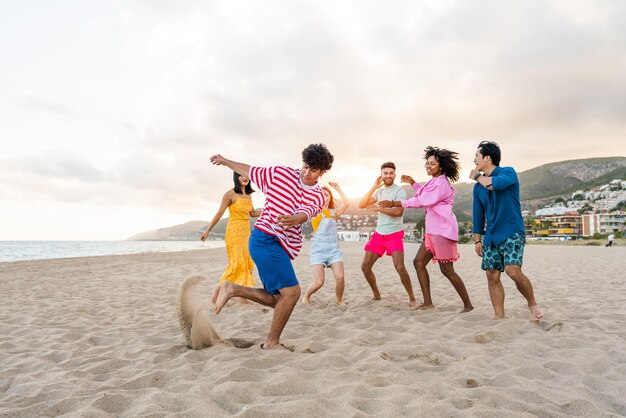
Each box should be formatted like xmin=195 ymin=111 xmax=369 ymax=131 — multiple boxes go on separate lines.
xmin=200 ymin=172 xmax=262 ymax=303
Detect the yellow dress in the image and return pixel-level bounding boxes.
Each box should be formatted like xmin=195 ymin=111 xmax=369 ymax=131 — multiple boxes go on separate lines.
xmin=220 ymin=198 xmax=255 ymax=287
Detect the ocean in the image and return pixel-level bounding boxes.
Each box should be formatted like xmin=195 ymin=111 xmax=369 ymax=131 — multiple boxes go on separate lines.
xmin=0 ymin=240 xmax=225 ymax=263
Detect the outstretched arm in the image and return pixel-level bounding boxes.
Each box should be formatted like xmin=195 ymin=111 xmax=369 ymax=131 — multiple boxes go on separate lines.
xmin=329 ymin=182 xmax=350 ymax=217
xmin=200 ymin=191 xmax=233 ymax=241
xmin=400 ymin=174 xmax=416 ymax=185
xmin=276 ymin=213 xmax=309 ymax=229
xmin=210 ymin=154 xmax=251 ymax=178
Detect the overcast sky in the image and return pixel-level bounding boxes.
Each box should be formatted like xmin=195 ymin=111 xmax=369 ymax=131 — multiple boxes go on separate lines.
xmin=1 ymin=0 xmax=625 ymax=240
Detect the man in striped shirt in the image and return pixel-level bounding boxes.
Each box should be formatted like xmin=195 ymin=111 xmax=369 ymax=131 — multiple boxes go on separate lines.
xmin=210 ymin=144 xmax=334 ymax=350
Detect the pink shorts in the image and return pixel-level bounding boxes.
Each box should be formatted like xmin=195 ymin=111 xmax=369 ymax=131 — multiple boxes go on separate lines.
xmin=424 ymin=233 xmax=460 ymax=263
xmin=364 ymin=230 xmax=404 ymax=256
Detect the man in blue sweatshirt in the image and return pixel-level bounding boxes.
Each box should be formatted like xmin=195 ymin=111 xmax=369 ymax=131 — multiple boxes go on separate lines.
xmin=470 ymin=141 xmax=543 ymax=320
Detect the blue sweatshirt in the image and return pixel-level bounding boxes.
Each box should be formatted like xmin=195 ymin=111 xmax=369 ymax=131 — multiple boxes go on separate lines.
xmin=472 ymin=166 xmax=525 ymax=246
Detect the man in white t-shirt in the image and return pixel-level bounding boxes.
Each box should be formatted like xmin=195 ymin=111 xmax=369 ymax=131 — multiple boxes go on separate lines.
xmin=606 ymin=233 xmax=615 ymax=247
xmin=359 ymin=162 xmax=419 ymax=309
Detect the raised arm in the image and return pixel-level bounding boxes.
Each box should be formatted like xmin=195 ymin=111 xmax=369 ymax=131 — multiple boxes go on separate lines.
xmin=400 ymin=174 xmax=416 ymax=185
xmin=200 ymin=190 xmax=233 ymax=241
xmin=210 ymin=154 xmax=251 ymax=178
xmin=329 ymin=182 xmax=350 ymax=217
xmin=359 ymin=176 xmax=382 ymax=209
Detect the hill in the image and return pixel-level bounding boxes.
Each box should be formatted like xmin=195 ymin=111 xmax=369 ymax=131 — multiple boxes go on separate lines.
xmin=127 ymin=157 xmax=625 ymax=240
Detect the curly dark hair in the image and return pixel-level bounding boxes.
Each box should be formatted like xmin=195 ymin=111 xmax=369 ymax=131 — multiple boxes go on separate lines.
xmin=424 ymin=146 xmax=461 ymax=182
xmin=302 ymin=143 xmax=334 ymax=171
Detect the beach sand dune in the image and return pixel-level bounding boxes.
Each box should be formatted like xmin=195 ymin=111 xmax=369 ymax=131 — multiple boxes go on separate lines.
xmin=1 ymin=242 xmax=625 ymax=416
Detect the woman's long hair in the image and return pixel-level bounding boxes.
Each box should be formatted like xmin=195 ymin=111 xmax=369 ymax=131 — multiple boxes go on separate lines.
xmin=322 ymin=186 xmax=336 ymax=209
xmin=233 ymin=172 xmax=255 ymax=194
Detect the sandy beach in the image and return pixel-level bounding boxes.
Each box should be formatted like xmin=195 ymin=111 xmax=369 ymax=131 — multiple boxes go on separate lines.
xmin=1 ymin=241 xmax=625 ymax=417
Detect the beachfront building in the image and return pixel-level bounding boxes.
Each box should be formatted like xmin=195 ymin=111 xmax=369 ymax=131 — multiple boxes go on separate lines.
xmin=537 ymin=215 xmax=582 ymax=238
xmin=581 ymin=212 xmax=626 ymax=236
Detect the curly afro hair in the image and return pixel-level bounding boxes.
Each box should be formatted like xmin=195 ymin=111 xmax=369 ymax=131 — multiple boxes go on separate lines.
xmin=424 ymin=146 xmax=461 ymax=182
xmin=302 ymin=143 xmax=334 ymax=171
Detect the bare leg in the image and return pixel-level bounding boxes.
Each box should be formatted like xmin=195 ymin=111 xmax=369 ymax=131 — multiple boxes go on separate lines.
xmin=413 ymin=243 xmax=435 ymax=310
xmin=486 ymin=269 xmax=505 ymax=319
xmin=361 ymin=251 xmax=382 ymax=300
xmin=303 ymin=265 xmax=325 ymax=303
xmin=391 ymin=251 xmax=418 ymax=309
xmin=328 ymin=261 xmax=345 ymax=304
xmin=504 ymin=265 xmax=543 ymax=320
xmin=214 ymin=280 xmax=277 ymax=314
xmin=264 ymin=285 xmax=301 ymax=349
xmin=439 ymin=262 xmax=473 ymax=312
xmin=211 ymin=286 xmax=220 ymax=304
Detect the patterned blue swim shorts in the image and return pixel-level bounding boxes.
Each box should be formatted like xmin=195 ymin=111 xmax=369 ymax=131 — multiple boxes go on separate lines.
xmin=481 ymin=233 xmax=525 ymax=272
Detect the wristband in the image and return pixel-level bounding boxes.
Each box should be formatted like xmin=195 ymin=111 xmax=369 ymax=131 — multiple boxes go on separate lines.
xmin=473 ymin=172 xmax=482 ymax=180
xmin=474 ymin=241 xmax=482 ymax=245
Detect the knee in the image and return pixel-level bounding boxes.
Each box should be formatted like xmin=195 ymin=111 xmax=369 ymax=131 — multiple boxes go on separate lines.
xmin=394 ymin=263 xmax=408 ymax=274
xmin=413 ymin=258 xmax=426 ymax=270
xmin=361 ymin=263 xmax=372 ymax=274
xmin=486 ymin=272 xmax=501 ymax=286
xmin=282 ymin=285 xmax=301 ymax=301
xmin=439 ymin=264 xmax=454 ymax=276
xmin=504 ymin=265 xmax=522 ymax=280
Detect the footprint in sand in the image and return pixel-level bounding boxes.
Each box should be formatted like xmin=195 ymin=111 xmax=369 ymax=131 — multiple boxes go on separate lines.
xmin=474 ymin=331 xmax=504 ymax=344
xmin=223 ymin=338 xmax=256 ymax=349
xmin=540 ymin=321 xmax=564 ymax=332
xmin=465 ymin=378 xmax=480 ymax=388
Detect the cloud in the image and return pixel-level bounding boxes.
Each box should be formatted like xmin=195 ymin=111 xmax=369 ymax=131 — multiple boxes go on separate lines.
xmin=2 ymin=0 xmax=626 ymax=239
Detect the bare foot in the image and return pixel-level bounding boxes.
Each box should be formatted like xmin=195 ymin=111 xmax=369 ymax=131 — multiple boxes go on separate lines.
xmin=530 ymin=305 xmax=543 ymax=320
xmin=335 ymin=299 xmax=342 ymax=305
xmin=371 ymin=295 xmax=381 ymax=301
xmin=211 ymin=286 xmax=219 ymax=304
xmin=415 ymin=303 xmax=435 ymax=311
xmin=492 ymin=314 xmax=506 ymax=320
xmin=461 ymin=305 xmax=474 ymax=313
xmin=302 ymin=296 xmax=311 ymax=304
xmin=409 ymin=300 xmax=420 ymax=310
xmin=214 ymin=281 xmax=236 ymax=314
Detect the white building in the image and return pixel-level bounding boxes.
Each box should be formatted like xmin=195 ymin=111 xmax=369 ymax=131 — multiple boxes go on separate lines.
xmin=338 ymin=231 xmax=361 ymax=241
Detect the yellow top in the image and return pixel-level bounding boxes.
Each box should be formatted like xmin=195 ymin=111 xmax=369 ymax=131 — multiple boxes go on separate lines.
xmin=311 ymin=209 xmax=333 ymax=233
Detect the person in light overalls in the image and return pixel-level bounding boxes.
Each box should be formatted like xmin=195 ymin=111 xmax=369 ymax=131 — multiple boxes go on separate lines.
xmin=303 ymin=182 xmax=350 ymax=304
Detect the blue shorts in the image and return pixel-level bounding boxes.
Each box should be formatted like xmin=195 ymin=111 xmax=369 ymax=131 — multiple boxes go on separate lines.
xmin=481 ymin=233 xmax=526 ymax=272
xmin=248 ymin=229 xmax=299 ymax=295
xmin=309 ymin=242 xmax=343 ymax=267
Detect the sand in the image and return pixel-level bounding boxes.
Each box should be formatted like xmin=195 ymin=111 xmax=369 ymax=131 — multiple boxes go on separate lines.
xmin=1 ymin=242 xmax=625 ymax=417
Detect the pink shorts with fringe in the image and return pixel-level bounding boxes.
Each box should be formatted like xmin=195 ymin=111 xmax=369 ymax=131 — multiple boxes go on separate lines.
xmin=424 ymin=233 xmax=460 ymax=263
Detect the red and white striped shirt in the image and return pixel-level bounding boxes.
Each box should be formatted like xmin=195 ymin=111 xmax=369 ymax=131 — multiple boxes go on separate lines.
xmin=250 ymin=165 xmax=325 ymax=259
